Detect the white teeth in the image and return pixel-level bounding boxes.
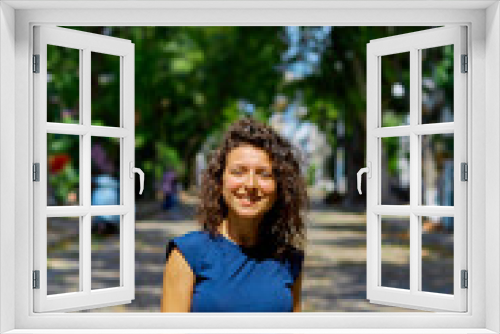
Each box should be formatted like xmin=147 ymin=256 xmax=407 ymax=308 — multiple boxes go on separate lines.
xmin=238 ymin=196 xmax=259 ymax=201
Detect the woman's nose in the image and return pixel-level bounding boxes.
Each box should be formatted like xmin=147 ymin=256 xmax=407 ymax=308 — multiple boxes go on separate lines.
xmin=244 ymin=172 xmax=258 ymax=188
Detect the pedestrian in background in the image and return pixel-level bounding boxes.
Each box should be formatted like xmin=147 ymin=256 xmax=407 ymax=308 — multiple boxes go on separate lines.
xmin=162 ymin=169 xmax=177 ymax=210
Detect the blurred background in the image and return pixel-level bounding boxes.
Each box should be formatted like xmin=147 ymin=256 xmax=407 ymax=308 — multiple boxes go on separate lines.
xmin=45 ymin=26 xmax=455 ymax=312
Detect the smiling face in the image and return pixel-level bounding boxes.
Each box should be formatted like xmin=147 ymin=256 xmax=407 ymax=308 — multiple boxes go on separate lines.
xmin=222 ymin=144 xmax=277 ymax=220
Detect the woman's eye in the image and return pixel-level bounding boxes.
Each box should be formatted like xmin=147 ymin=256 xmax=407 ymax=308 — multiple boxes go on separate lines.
xmin=230 ymin=169 xmax=272 ymax=177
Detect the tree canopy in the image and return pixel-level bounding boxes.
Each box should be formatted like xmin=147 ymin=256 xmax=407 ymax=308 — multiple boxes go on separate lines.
xmin=49 ymin=26 xmax=452 ymax=207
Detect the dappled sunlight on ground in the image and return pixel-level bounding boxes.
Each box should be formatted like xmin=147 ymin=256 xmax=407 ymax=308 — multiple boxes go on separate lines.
xmin=41 ymin=190 xmax=448 ymax=313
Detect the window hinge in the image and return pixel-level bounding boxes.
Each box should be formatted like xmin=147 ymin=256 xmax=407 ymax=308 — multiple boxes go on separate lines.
xmin=461 ymin=163 xmax=468 ymax=181
xmin=461 ymin=54 xmax=468 ymax=73
xmin=461 ymin=270 xmax=468 ymax=289
xmin=33 ymin=270 xmax=40 ymax=289
xmin=33 ymin=163 xmax=40 ymax=182
xmin=33 ymin=54 xmax=40 ymax=73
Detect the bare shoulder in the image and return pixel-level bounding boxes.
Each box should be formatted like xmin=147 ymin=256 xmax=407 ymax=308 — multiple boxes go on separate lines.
xmin=165 ymin=246 xmax=194 ymax=276
xmin=292 ymin=268 xmax=303 ymax=312
xmin=161 ymin=246 xmax=195 ymax=312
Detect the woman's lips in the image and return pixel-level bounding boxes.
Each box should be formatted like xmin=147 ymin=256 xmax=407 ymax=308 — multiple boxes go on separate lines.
xmin=236 ymin=195 xmax=260 ymax=207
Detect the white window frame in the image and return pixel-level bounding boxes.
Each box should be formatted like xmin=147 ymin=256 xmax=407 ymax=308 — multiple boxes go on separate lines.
xmin=0 ymin=1 xmax=499 ymax=333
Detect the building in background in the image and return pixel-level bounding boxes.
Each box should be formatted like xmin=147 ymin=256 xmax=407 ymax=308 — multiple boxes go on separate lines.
xmin=269 ymin=94 xmax=334 ymax=194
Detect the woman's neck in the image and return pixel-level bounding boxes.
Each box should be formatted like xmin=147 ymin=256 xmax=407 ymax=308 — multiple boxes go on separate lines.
xmin=219 ymin=214 xmax=261 ymax=247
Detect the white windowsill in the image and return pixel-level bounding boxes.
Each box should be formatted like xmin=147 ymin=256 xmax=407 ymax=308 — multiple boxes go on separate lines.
xmin=3 ymin=329 xmax=498 ymax=334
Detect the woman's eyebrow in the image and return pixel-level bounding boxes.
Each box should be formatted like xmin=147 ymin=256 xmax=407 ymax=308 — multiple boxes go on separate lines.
xmin=229 ymin=163 xmax=272 ymax=169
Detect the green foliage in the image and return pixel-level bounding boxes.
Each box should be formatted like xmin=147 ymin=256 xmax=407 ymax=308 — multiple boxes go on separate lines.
xmin=307 ymin=164 xmax=317 ymax=186
xmin=47 ymin=133 xmax=80 ymax=205
xmin=383 ymin=137 xmax=408 ymax=176
xmin=282 ymin=27 xmax=450 ymax=198
xmin=154 ymin=142 xmax=183 ymax=180
xmin=50 ymin=165 xmax=79 ymax=204
xmin=47 ymin=45 xmax=80 ymax=124
xmin=90 ymin=52 xmax=121 ymax=127
xmin=50 ymin=26 xmax=453 ymax=204
xmin=60 ymin=26 xmax=286 ymax=197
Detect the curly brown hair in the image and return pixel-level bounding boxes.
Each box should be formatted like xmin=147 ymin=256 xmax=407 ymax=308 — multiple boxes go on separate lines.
xmin=196 ymin=116 xmax=309 ymax=260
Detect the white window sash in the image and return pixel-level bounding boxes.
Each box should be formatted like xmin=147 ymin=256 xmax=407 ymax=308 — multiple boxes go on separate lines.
xmin=366 ymin=26 xmax=467 ymax=312
xmin=32 ymin=25 xmax=136 ymax=313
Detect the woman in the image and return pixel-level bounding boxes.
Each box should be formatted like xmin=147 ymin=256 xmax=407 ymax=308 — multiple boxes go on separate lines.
xmin=161 ymin=116 xmax=309 ymax=312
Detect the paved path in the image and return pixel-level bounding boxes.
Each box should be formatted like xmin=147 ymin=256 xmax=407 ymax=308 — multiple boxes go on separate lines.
xmin=45 ymin=191 xmax=452 ymax=313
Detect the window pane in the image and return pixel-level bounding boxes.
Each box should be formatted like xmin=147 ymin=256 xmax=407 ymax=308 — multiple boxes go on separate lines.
xmin=381 ymin=136 xmax=410 ymax=205
xmin=421 ymin=134 xmax=454 ymax=206
xmin=47 ymin=45 xmax=80 ymax=124
xmin=421 ymin=216 xmax=454 ymax=294
xmin=91 ymin=215 xmax=121 ymax=290
xmin=47 ymin=133 xmax=80 ymax=206
xmin=381 ymin=215 xmax=410 ymax=290
xmin=47 ymin=217 xmax=80 ymax=295
xmin=421 ymin=45 xmax=454 ymax=124
xmin=91 ymin=137 xmax=121 ymax=206
xmin=91 ymin=52 xmax=120 ymax=127
xmin=381 ymin=52 xmax=410 ymax=127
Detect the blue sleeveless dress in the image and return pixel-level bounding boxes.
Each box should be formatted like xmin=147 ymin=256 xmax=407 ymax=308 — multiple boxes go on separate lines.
xmin=165 ymin=230 xmax=304 ymax=312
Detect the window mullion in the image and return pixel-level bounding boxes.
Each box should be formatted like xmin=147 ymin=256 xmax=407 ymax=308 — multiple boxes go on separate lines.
xmin=82 ymin=48 xmax=91 ymax=207
xmin=409 ymin=48 xmax=420 ymax=295
xmin=46 ymin=123 xmax=87 ymax=135
xmin=413 ymin=122 xmax=454 ymax=135
xmin=82 ymin=48 xmax=92 ymax=294
xmin=78 ymin=48 xmax=84 ymax=294
xmin=373 ymin=125 xmax=411 ymax=137
xmin=411 ymin=206 xmax=454 ymax=217
xmin=82 ymin=213 xmax=91 ymax=293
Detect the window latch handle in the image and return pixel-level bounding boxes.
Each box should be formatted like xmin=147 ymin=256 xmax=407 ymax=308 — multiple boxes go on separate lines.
xmin=357 ymin=162 xmax=371 ymax=195
xmin=129 ymin=162 xmax=144 ymax=195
